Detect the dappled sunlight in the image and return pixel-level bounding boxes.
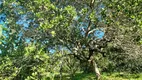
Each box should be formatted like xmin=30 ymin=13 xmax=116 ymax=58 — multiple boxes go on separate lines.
xmin=0 ymin=0 xmax=142 ymax=80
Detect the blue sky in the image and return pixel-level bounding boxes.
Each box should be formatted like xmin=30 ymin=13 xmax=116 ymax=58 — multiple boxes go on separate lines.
xmin=0 ymin=1 xmax=34 ymax=54
xmin=79 ymin=22 xmax=104 ymax=39
xmin=0 ymin=13 xmax=7 ymax=54
xmin=94 ymin=30 xmax=104 ymax=39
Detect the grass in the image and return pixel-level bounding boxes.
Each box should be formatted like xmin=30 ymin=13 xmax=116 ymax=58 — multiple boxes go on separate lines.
xmin=55 ymin=72 xmax=142 ymax=80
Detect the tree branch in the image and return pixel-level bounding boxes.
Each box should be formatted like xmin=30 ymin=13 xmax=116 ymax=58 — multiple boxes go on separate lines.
xmin=85 ymin=0 xmax=95 ymax=38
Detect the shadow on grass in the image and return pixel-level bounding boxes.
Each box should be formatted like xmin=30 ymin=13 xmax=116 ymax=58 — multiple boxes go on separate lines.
xmin=72 ymin=73 xmax=96 ymax=80
xmin=55 ymin=73 xmax=96 ymax=80
xmin=115 ymin=72 xmax=140 ymax=79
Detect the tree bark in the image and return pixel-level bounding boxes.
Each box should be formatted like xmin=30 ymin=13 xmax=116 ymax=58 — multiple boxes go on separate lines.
xmin=94 ymin=61 xmax=101 ymax=80
xmin=88 ymin=56 xmax=101 ymax=80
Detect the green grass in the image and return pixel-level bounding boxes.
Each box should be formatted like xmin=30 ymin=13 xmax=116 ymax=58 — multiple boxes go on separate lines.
xmin=101 ymin=72 xmax=142 ymax=80
xmin=55 ymin=72 xmax=142 ymax=80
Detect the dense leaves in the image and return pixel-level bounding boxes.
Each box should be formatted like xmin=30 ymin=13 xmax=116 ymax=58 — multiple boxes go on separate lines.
xmin=0 ymin=0 xmax=142 ymax=80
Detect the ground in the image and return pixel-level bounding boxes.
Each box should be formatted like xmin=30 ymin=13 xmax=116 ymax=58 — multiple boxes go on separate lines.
xmin=55 ymin=72 xmax=142 ymax=80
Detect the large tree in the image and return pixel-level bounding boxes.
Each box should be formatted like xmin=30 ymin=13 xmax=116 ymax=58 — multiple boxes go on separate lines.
xmin=16 ymin=0 xmax=142 ymax=79
xmin=0 ymin=0 xmax=142 ymax=79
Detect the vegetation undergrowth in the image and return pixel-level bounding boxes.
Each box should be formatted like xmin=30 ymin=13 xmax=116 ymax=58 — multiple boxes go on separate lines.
xmin=57 ymin=72 xmax=142 ymax=80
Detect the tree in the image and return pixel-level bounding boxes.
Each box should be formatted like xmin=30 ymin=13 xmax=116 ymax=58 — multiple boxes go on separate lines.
xmin=15 ymin=0 xmax=142 ymax=79
xmin=0 ymin=0 xmax=142 ymax=79
xmin=19 ymin=0 xmax=112 ymax=79
xmin=102 ymin=0 xmax=142 ymax=73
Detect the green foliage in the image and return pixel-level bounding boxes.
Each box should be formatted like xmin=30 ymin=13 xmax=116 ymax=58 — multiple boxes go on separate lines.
xmin=64 ymin=6 xmax=77 ymax=17
xmin=0 ymin=44 xmax=52 ymax=80
xmin=0 ymin=0 xmax=142 ymax=80
xmin=89 ymin=11 xmax=97 ymax=23
xmin=63 ymin=55 xmax=80 ymax=77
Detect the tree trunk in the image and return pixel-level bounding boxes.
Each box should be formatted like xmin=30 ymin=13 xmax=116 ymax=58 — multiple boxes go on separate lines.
xmin=88 ymin=57 xmax=101 ymax=80
xmin=81 ymin=56 xmax=101 ymax=80
xmin=94 ymin=61 xmax=101 ymax=80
